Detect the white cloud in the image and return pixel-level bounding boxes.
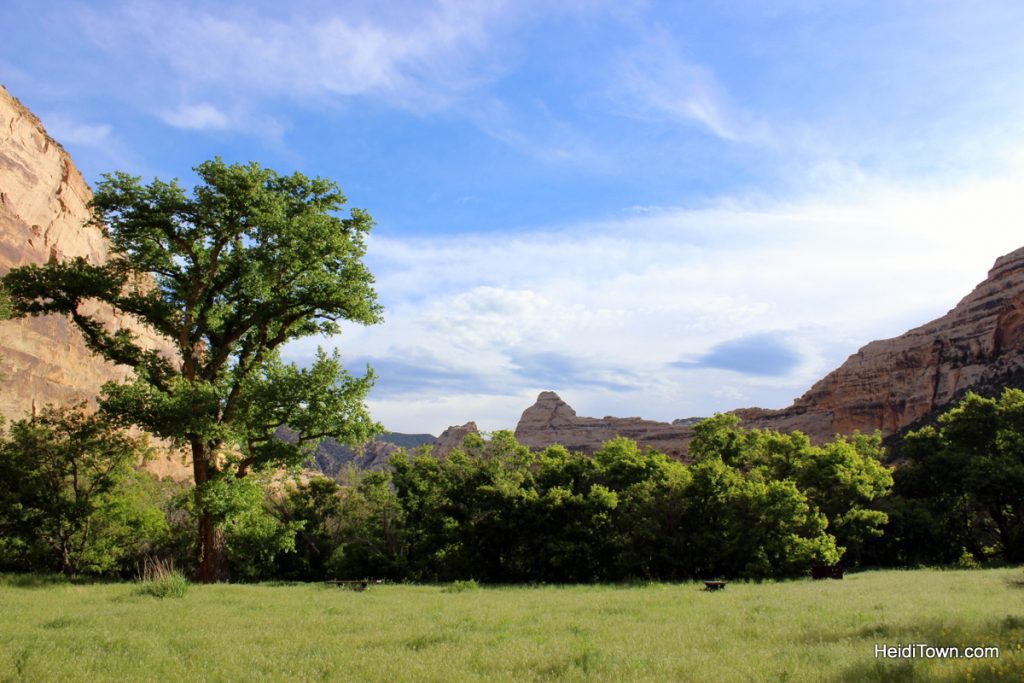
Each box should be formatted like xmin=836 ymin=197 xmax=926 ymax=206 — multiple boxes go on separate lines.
xmin=159 ymin=103 xmax=229 ymax=131
xmin=39 ymin=114 xmax=112 ymax=147
xmin=608 ymin=28 xmax=766 ymax=143
xmin=462 ymin=97 xmax=608 ymax=166
xmin=36 ymin=112 xmax=141 ymax=174
xmin=79 ymin=1 xmax=510 ymax=113
xmin=304 ymin=164 xmax=1024 ymax=434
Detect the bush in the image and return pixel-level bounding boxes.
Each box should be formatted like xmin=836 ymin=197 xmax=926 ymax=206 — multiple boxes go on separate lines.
xmin=443 ymin=579 xmax=481 ymax=593
xmin=0 ymin=404 xmax=166 ymax=576
xmin=956 ymin=548 xmax=981 ymax=570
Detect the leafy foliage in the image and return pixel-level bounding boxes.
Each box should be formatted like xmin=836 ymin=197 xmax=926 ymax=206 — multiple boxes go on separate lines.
xmin=0 ymin=405 xmax=169 ymax=576
xmin=691 ymin=414 xmax=892 ymax=565
xmin=873 ymin=389 xmax=1024 ymax=565
xmin=1 ymin=158 xmax=383 ymax=581
xmin=0 ymin=285 xmax=11 ymax=321
xmin=299 ymin=424 xmax=887 ymax=583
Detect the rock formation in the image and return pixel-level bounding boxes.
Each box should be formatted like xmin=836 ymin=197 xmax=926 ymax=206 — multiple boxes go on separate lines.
xmin=515 ymin=246 xmax=1024 ymax=455
xmin=433 ymin=422 xmax=480 ymax=456
xmin=515 ymin=391 xmax=696 ymax=457
xmin=310 ymin=437 xmax=401 ymax=475
xmin=0 ymin=85 xmax=188 ymax=479
xmin=282 ymin=429 xmax=437 ymax=475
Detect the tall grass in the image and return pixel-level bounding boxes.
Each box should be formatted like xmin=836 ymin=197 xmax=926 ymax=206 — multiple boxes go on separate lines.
xmin=134 ymin=557 xmax=188 ymax=599
xmin=0 ymin=568 xmax=1022 ymax=681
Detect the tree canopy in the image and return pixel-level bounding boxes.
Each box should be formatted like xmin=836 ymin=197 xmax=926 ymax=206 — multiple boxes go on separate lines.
xmin=881 ymin=389 xmax=1024 ymax=565
xmin=2 ymin=158 xmax=383 ymax=581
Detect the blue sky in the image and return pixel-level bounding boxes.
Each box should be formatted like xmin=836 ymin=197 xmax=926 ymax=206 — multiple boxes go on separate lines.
xmin=4 ymin=1 xmax=1024 ymax=434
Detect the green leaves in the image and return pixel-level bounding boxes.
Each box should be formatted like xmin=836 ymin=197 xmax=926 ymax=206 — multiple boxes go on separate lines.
xmin=0 ymin=285 xmax=12 ymax=321
xmin=2 ymin=157 xmax=383 ymax=467
xmin=0 ymin=405 xmax=165 ymax=576
xmin=334 ymin=427 xmax=869 ymax=582
xmin=894 ymin=389 xmax=1024 ymax=564
xmin=670 ymin=415 xmax=892 ymax=570
xmin=0 ymin=157 xmax=384 ymax=580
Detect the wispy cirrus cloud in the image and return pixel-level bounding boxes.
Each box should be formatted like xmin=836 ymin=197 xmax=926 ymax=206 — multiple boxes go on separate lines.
xmin=608 ymin=28 xmax=765 ymax=144
xmin=77 ymin=1 xmax=512 ymax=118
xmin=36 ymin=112 xmax=140 ymax=174
xmin=39 ymin=114 xmax=112 ymax=147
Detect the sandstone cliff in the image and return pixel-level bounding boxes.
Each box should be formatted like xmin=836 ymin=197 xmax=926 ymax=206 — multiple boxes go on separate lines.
xmin=0 ymin=85 xmax=188 ymax=479
xmin=515 ymin=246 xmax=1024 ymax=455
xmin=740 ymin=246 xmax=1024 ymax=442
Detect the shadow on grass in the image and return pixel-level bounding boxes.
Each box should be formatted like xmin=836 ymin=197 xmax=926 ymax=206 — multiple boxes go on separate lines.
xmin=0 ymin=573 xmax=72 ymax=588
xmin=832 ymin=614 xmax=1024 ymax=682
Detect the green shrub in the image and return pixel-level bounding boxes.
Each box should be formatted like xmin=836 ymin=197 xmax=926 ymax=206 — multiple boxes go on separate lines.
xmin=956 ymin=548 xmax=980 ymax=569
xmin=443 ymin=579 xmax=480 ymax=593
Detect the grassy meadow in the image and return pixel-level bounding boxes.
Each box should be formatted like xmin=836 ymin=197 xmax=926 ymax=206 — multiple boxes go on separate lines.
xmin=2 ymin=568 xmax=1023 ymax=682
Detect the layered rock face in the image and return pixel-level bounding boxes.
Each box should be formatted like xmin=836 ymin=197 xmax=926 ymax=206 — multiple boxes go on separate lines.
xmin=515 ymin=391 xmax=696 ymax=457
xmin=0 ymin=86 xmax=187 ymax=479
xmin=741 ymin=246 xmax=1024 ymax=442
xmin=312 ymin=438 xmax=401 ymax=475
xmin=516 ymin=247 xmax=1024 ymax=455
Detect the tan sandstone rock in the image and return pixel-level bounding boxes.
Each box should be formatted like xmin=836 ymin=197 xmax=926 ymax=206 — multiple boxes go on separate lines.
xmin=743 ymin=246 xmax=1024 ymax=442
xmin=0 ymin=85 xmax=189 ymax=480
xmin=433 ymin=421 xmax=480 ymax=456
xmin=515 ymin=391 xmax=695 ymax=457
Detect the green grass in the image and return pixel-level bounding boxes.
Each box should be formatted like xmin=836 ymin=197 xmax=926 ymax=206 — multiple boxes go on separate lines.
xmin=1 ymin=568 xmax=1023 ymax=681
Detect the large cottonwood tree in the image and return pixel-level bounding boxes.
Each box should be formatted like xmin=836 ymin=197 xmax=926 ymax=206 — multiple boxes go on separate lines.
xmin=2 ymin=159 xmax=382 ymax=581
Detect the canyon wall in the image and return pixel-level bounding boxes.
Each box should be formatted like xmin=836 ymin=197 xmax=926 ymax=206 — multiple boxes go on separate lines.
xmin=740 ymin=246 xmax=1024 ymax=442
xmin=0 ymin=85 xmax=188 ymax=479
xmin=8 ymin=82 xmax=1024 ymax=469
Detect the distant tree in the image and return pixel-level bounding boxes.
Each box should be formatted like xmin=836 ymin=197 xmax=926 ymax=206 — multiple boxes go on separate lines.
xmin=0 ymin=285 xmax=10 ymax=380
xmin=327 ymin=470 xmax=407 ymax=580
xmin=274 ymin=477 xmax=346 ymax=581
xmin=794 ymin=433 xmax=891 ymax=564
xmin=201 ymin=474 xmax=301 ymax=582
xmin=0 ymin=404 xmax=167 ymax=575
xmin=2 ymin=159 xmax=383 ymax=581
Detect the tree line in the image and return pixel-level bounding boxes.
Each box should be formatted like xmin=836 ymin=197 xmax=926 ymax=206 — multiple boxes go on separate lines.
xmin=3 ymin=389 xmax=1022 ymax=582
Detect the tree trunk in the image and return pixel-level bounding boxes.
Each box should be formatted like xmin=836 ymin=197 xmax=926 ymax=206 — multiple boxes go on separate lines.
xmin=197 ymin=509 xmax=227 ymax=583
xmin=192 ymin=438 xmax=228 ymax=583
